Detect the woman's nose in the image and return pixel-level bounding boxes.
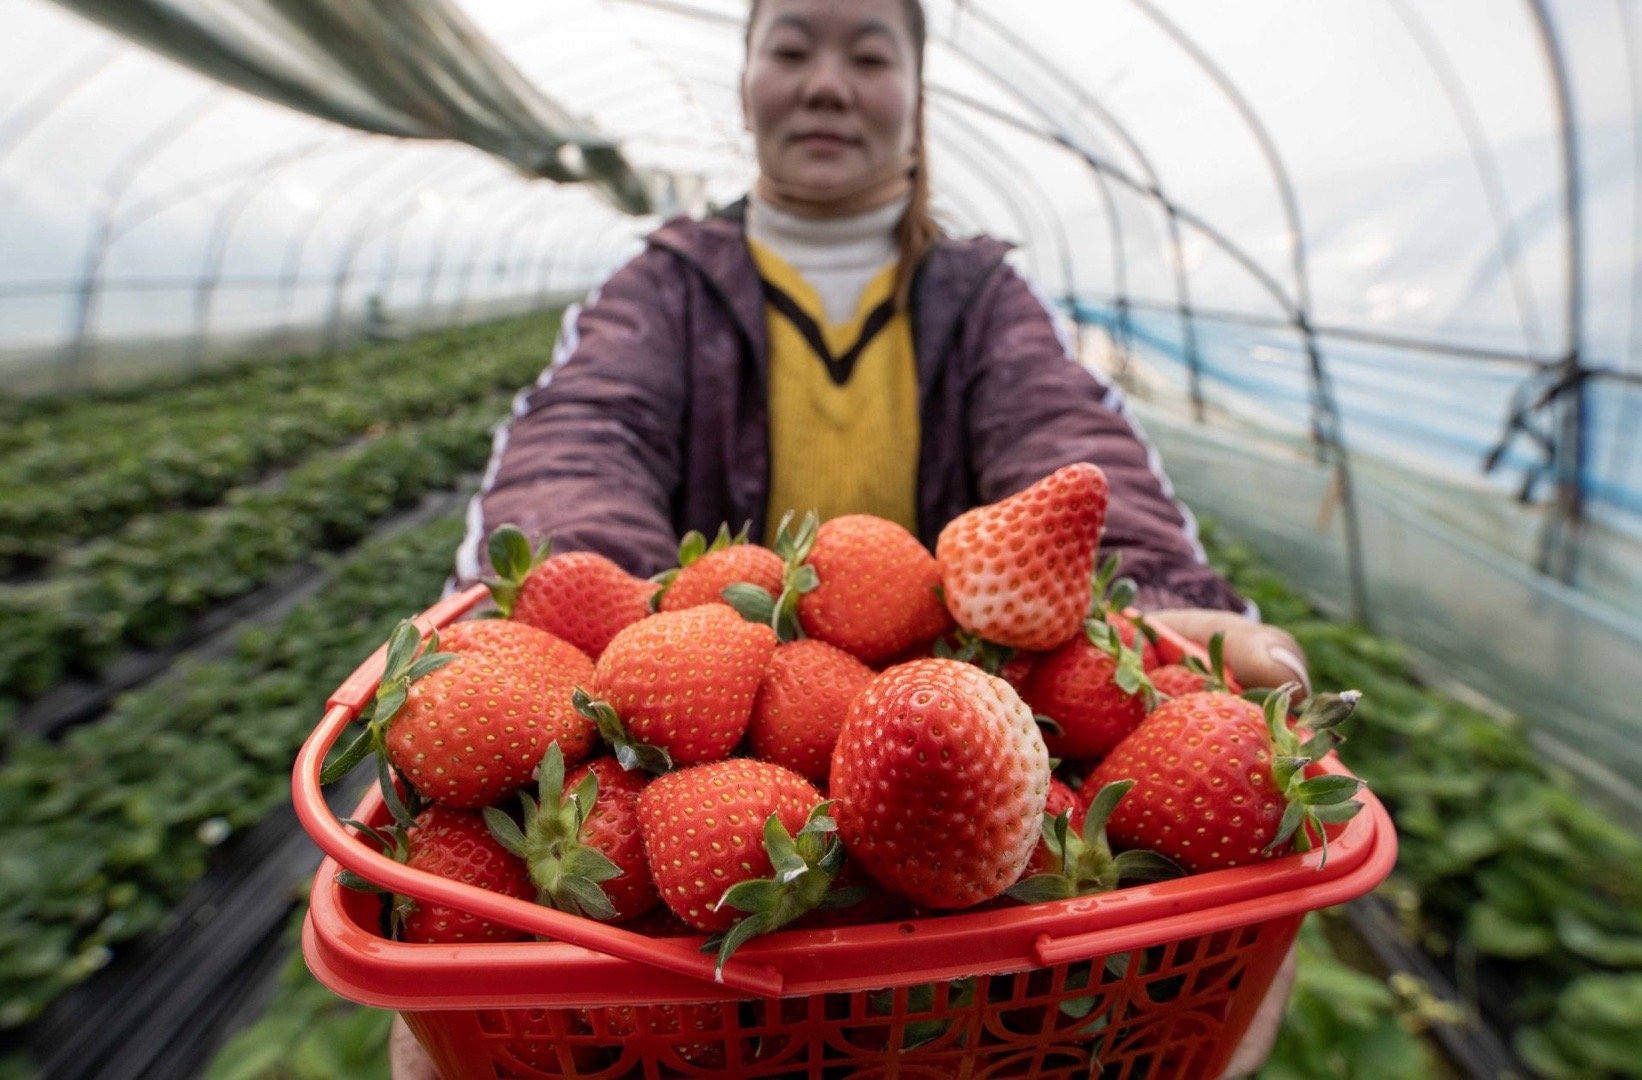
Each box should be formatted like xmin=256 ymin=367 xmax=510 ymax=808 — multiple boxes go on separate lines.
xmin=799 ymin=52 xmax=851 ymax=109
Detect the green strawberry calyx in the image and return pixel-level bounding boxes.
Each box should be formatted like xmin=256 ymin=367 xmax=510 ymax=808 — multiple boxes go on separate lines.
xmin=334 ymin=743 xmax=427 ymax=939
xmin=1176 ymin=631 xmax=1233 ymax=693
xmin=482 ymin=524 xmax=551 ymax=619
xmin=727 ymin=510 xmax=819 ymax=642
xmin=1084 ymin=618 xmax=1158 ymax=709
xmin=1007 ymin=780 xmax=1182 ymax=903
xmin=572 ymin=687 xmax=673 ymax=775
xmin=934 ymin=628 xmax=1016 ymax=675
xmin=704 ymin=801 xmax=861 ymax=979
xmin=1261 ymin=683 xmax=1366 ymax=867
xmin=483 ymin=742 xmax=624 ymax=920
xmin=649 ymin=522 xmax=751 ymax=611
xmin=321 ymin=619 xmax=456 ymax=786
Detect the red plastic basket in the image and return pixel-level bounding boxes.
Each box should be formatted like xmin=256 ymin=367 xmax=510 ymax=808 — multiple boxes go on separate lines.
xmin=295 ymin=587 xmax=1397 ymax=1079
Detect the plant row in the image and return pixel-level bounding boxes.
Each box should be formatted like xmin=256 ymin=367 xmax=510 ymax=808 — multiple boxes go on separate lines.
xmin=0 ymin=514 xmax=467 ymax=1030
xmin=0 ymin=402 xmax=505 ymax=709
xmin=1202 ymin=522 xmax=1642 ymax=1080
xmin=0 ymin=314 xmax=555 ymax=573
xmin=0 ymin=316 xmax=539 ymax=462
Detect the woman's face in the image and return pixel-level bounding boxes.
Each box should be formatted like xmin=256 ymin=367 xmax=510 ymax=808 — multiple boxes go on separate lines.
xmin=742 ymin=0 xmax=919 ymax=199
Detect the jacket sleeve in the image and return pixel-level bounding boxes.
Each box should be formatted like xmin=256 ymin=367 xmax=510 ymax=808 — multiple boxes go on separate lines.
xmin=453 ymin=247 xmax=686 ymax=586
xmin=961 ymin=263 xmax=1248 ymax=614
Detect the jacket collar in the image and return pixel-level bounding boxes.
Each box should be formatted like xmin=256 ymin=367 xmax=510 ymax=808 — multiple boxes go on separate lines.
xmin=645 ymin=199 xmax=1013 ymax=392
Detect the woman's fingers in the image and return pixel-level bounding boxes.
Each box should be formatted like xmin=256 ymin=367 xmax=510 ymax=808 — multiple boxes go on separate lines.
xmin=1144 ymin=608 xmax=1310 ymax=696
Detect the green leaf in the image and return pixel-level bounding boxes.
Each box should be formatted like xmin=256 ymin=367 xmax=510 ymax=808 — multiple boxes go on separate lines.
xmin=487 ymin=524 xmax=536 ymax=582
xmin=563 ymin=845 xmax=623 ymax=883
xmin=382 ymin=621 xmax=420 ymax=681
xmin=1265 ymin=800 xmax=1307 ymax=853
xmin=1467 ymin=902 xmax=1557 ymax=958
xmin=715 ymin=911 xmax=773 ymax=974
xmin=336 ymin=870 xmax=385 ymax=894
xmin=320 ymin=727 xmax=378 ymax=785
xmin=793 ymin=564 xmax=820 ymax=593
xmin=538 ymin=742 xmax=567 ymax=810
xmin=559 ymin=876 xmax=617 ymax=921
xmin=723 ymin=584 xmax=777 ymax=625
xmin=1296 ymin=775 xmax=1364 ymax=806
xmin=1082 ymin=780 xmax=1135 ymax=838
xmin=678 ymin=530 xmax=707 ymax=567
xmin=375 ymin=755 xmax=414 ymax=830
xmin=1007 ymin=874 xmax=1075 ymax=904
xmin=405 ymin=652 xmax=455 ymax=681
xmin=483 ymin=807 xmax=528 ymax=857
xmin=1113 ymin=850 xmax=1184 ymax=883
xmin=718 ymin=877 xmax=781 ymax=915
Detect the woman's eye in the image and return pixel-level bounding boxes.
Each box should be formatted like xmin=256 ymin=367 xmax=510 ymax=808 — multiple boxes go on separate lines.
xmin=773 ymin=46 xmax=807 ymax=62
xmin=853 ymin=53 xmax=890 ymax=68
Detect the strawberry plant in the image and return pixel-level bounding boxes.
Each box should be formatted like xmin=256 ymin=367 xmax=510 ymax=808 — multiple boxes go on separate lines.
xmin=1204 ymin=520 xmax=1642 ymax=1079
xmin=0 ymin=516 xmax=467 ymax=1027
xmin=0 ymin=315 xmax=554 ymax=573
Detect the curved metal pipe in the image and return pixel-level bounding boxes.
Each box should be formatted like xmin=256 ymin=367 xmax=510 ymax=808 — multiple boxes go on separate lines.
xmin=64 ymin=87 xmax=226 ymax=388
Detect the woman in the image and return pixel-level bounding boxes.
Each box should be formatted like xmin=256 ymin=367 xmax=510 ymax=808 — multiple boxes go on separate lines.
xmin=401 ymin=0 xmax=1301 ymax=1073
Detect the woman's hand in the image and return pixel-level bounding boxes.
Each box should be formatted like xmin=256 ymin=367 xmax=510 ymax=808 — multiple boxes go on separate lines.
xmin=1144 ymin=608 xmax=1310 ymax=695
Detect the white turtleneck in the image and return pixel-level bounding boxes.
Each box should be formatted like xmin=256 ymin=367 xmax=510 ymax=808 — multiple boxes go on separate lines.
xmin=746 ymin=192 xmax=908 ymax=325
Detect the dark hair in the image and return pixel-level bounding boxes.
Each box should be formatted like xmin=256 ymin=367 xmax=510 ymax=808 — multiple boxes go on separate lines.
xmin=746 ymin=0 xmax=943 ymax=310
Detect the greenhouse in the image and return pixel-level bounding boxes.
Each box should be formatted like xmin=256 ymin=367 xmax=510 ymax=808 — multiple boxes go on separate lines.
xmin=2 ymin=0 xmax=1639 ymax=1077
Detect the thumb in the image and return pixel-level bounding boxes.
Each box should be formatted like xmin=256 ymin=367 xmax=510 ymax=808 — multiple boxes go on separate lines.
xmin=1145 ymin=609 xmax=1311 ymax=696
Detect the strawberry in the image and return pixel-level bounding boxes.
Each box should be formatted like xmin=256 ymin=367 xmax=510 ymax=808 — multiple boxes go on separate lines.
xmin=369 ymin=619 xmax=595 ymax=808
xmin=1085 ymin=556 xmax=1159 ymax=669
xmin=1149 ymin=631 xmax=1243 ymax=698
xmin=655 ymin=525 xmax=785 ymax=612
xmin=1020 ymin=618 xmax=1154 ymax=761
xmin=484 ymin=745 xmax=658 ymax=923
xmin=1088 ymin=686 xmax=1363 ymax=873
xmin=636 ymin=759 xmax=822 ymax=932
xmin=397 ymin=805 xmax=535 ymax=943
xmin=788 ymin=514 xmax=953 ymax=664
xmin=578 ymin=605 xmax=778 ymax=770
xmin=1024 ymin=778 xmax=1084 ymax=876
xmin=1011 ymin=780 xmax=1181 ymax=902
xmin=748 ymin=638 xmax=875 ymax=784
xmin=831 ymin=658 xmax=1050 ymax=908
xmin=483 ymin=525 xmax=655 ymax=659
xmin=935 ymin=463 xmax=1109 ymax=651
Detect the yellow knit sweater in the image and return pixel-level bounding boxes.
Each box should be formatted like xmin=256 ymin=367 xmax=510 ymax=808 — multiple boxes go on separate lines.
xmin=750 ymin=239 xmax=920 ymax=544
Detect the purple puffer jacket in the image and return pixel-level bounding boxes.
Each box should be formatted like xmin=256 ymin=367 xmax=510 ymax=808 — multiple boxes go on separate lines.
xmin=456 ymin=203 xmax=1244 ymax=614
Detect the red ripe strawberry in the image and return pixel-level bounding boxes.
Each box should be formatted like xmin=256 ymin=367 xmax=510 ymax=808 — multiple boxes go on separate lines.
xmin=1020 ymin=620 xmax=1154 ymax=761
xmin=749 ymin=638 xmax=875 ymax=784
xmin=483 ymin=525 xmax=655 ymax=659
xmin=381 ymin=619 xmax=595 ymax=807
xmin=1088 ymin=687 xmax=1363 ymax=873
xmin=399 ymin=805 xmax=534 ymax=943
xmin=1149 ymin=631 xmax=1242 ymax=698
xmin=656 ymin=526 xmax=785 ymax=612
xmin=831 ymin=658 xmax=1050 ymax=908
xmin=936 ymin=463 xmax=1110 ymax=651
xmin=485 ymin=746 xmax=658 ymax=924
xmin=1107 ymin=612 xmax=1159 ymax=669
xmin=636 ymin=759 xmax=821 ymax=931
xmin=795 ymin=515 xmax=953 ymax=664
xmin=583 ymin=605 xmax=778 ymax=769
xmin=1026 ymin=778 xmax=1084 ymax=875
xmin=999 ymin=650 xmax=1041 ymax=692
xmin=566 ymin=756 xmax=657 ymax=921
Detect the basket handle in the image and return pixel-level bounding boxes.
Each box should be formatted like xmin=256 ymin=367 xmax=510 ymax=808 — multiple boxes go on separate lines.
xmin=292 ymin=586 xmax=784 ymax=998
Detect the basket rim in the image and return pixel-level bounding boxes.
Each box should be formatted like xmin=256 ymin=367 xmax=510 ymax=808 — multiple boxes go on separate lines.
xmin=303 ymin=762 xmax=1395 ymax=1010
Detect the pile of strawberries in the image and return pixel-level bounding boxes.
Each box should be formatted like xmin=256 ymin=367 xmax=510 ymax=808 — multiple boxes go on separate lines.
xmin=327 ymin=462 xmax=1364 ymax=976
